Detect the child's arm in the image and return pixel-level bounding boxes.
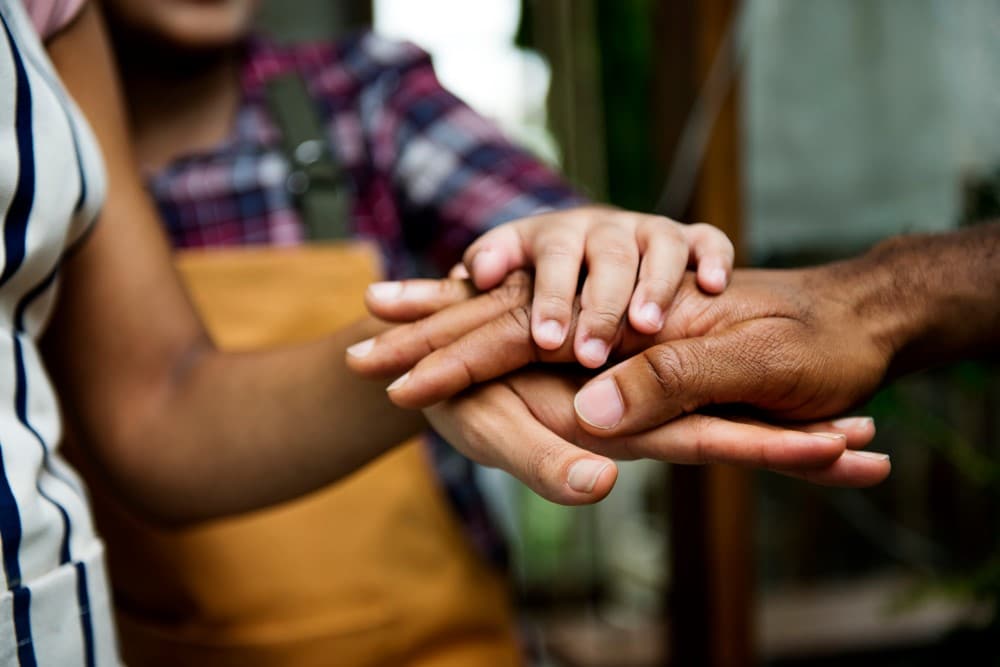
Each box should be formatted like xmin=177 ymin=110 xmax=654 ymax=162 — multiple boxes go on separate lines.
xmin=43 ymin=5 xmax=431 ymax=522
xmin=40 ymin=4 xmax=640 ymax=517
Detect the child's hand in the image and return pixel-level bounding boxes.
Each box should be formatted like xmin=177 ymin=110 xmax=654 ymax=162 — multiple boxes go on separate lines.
xmin=462 ymin=206 xmax=733 ymax=367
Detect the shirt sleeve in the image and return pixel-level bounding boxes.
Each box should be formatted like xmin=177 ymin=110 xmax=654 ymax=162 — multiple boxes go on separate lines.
xmin=359 ymin=36 xmax=587 ymax=274
xmin=23 ymin=0 xmax=86 ymax=40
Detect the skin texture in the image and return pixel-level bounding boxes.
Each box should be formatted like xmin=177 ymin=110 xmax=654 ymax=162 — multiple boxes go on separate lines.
xmin=348 ymin=221 xmax=1000 ymax=495
xmin=577 ymin=222 xmax=1000 ymax=437
xmin=348 ymin=268 xmax=891 ymax=419
xmin=347 ymin=272 xmax=887 ymax=496
xmin=420 ymin=370 xmax=880 ymax=503
xmin=460 ymin=207 xmax=734 ymax=367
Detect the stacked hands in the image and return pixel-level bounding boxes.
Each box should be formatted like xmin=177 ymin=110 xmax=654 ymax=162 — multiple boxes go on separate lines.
xmin=347 ymin=206 xmax=892 ymax=505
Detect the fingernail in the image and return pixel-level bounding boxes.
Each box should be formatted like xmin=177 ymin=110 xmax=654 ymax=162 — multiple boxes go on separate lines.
xmin=400 ymin=283 xmax=442 ymax=301
xmin=472 ymin=249 xmax=498 ymax=278
xmin=848 ymin=450 xmax=890 ymax=461
xmin=567 ymin=459 xmax=611 ymax=494
xmin=387 ymin=372 xmax=409 ymax=392
xmin=347 ymin=338 xmax=374 ymax=358
xmin=638 ymin=302 xmax=663 ymax=329
xmin=708 ymin=268 xmax=727 ymax=289
xmin=574 ymin=378 xmax=624 ymax=429
xmin=578 ymin=338 xmax=609 ymax=367
xmin=811 ymin=432 xmax=847 ymax=441
xmin=451 ymin=264 xmax=470 ymax=280
xmin=368 ymin=281 xmax=403 ymax=301
xmin=833 ymin=416 xmax=874 ymax=430
xmin=536 ymin=319 xmax=566 ymax=348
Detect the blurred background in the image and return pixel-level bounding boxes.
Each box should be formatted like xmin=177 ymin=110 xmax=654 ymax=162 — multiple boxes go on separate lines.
xmin=258 ymin=1 xmax=1000 ymax=665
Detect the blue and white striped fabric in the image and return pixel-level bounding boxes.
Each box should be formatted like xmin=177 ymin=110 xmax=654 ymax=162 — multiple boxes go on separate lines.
xmin=0 ymin=1 xmax=117 ymax=664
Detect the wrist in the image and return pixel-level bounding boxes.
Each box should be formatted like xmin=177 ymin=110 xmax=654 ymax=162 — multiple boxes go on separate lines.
xmin=818 ymin=238 xmax=928 ymax=377
xmin=806 ymin=239 xmax=928 ymax=376
xmin=834 ymin=224 xmax=1000 ymax=377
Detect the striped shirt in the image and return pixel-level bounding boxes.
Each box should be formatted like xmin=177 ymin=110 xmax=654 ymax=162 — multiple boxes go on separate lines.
xmin=0 ymin=0 xmax=117 ymax=664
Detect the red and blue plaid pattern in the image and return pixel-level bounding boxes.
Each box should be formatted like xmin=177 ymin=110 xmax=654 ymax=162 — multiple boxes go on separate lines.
xmin=150 ymin=32 xmax=583 ymax=278
xmin=145 ymin=32 xmax=584 ymax=567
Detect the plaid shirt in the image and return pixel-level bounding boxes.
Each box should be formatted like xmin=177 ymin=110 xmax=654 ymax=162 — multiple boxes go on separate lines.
xmin=145 ymin=32 xmax=583 ymax=567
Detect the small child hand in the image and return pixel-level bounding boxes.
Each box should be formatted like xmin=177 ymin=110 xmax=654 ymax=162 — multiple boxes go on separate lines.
xmin=461 ymin=206 xmax=734 ymax=367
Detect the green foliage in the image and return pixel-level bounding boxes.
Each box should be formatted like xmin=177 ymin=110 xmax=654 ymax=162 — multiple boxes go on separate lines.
xmin=865 ymin=362 xmax=1000 ymax=630
xmin=595 ymin=0 xmax=661 ymax=211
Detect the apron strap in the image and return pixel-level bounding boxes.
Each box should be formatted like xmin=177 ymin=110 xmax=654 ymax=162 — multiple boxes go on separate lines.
xmin=264 ymin=73 xmax=352 ymax=241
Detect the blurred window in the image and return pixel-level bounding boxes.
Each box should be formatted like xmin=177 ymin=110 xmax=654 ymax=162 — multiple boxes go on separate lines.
xmin=373 ymin=0 xmax=558 ymax=162
xmin=745 ymin=0 xmax=1000 ymax=261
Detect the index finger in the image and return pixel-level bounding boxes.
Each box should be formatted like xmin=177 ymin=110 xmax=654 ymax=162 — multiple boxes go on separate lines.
xmin=576 ymin=413 xmax=888 ymax=486
xmin=379 ymin=298 xmax=662 ymax=408
xmin=364 ymin=277 xmax=478 ymax=323
xmin=383 ymin=304 xmax=574 ymax=408
xmin=382 ymin=289 xmax=672 ymax=408
xmin=348 ymin=272 xmax=533 ymax=379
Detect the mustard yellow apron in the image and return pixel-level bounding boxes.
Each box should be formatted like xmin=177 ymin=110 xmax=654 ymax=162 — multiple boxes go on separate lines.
xmin=68 ymin=243 xmax=522 ymax=666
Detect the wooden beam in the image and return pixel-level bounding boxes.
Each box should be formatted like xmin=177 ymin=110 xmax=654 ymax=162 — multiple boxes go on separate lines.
xmin=524 ymin=0 xmax=608 ymax=200
xmin=652 ymin=0 xmax=754 ymax=665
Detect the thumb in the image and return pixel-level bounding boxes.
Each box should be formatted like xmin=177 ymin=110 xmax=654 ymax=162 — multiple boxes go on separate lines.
xmin=573 ymin=325 xmax=783 ymax=436
xmin=424 ymin=383 xmax=619 ymax=505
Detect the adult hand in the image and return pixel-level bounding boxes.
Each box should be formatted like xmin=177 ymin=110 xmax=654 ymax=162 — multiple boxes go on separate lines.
xmin=572 ymin=222 xmax=1000 ymax=442
xmin=349 ymin=266 xmax=890 ymax=423
xmin=348 ymin=269 xmax=890 ymax=488
xmin=424 ymin=369 xmax=882 ymax=504
xmin=572 ymin=266 xmax=892 ymax=433
xmin=350 ymin=224 xmax=1000 ymax=490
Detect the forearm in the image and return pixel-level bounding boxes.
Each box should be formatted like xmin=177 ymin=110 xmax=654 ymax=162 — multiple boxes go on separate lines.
xmin=105 ymin=317 xmax=426 ymax=523
xmin=44 ymin=7 xmax=427 ymax=523
xmin=834 ymin=221 xmax=1000 ymax=377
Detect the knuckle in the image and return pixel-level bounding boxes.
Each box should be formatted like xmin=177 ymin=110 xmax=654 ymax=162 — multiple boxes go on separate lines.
xmin=649 ymin=213 xmax=679 ymax=226
xmin=642 ymin=345 xmax=697 ymax=406
xmin=644 ymin=217 xmax=685 ymax=241
xmin=409 ymin=318 xmax=441 ymax=355
xmin=583 ymin=306 xmax=625 ymax=334
xmin=524 ymin=441 xmax=562 ymax=491
xmin=509 ymin=304 xmax=533 ymax=331
xmin=535 ymin=236 xmax=581 ymax=261
xmin=535 ymin=291 xmax=572 ymax=315
xmin=592 ymin=241 xmax=637 ymax=267
xmin=501 ymin=305 xmax=534 ymax=342
xmin=637 ymin=276 xmax=677 ymax=299
xmin=686 ymin=222 xmax=715 ymax=237
xmin=743 ymin=436 xmax=770 ymax=468
xmin=504 ymin=269 xmax=534 ymax=290
xmin=490 ymin=273 xmax=532 ymax=307
xmin=435 ymin=343 xmax=478 ymax=387
xmin=688 ymin=415 xmax=721 ymax=463
xmin=435 ymin=279 xmax=458 ymax=300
